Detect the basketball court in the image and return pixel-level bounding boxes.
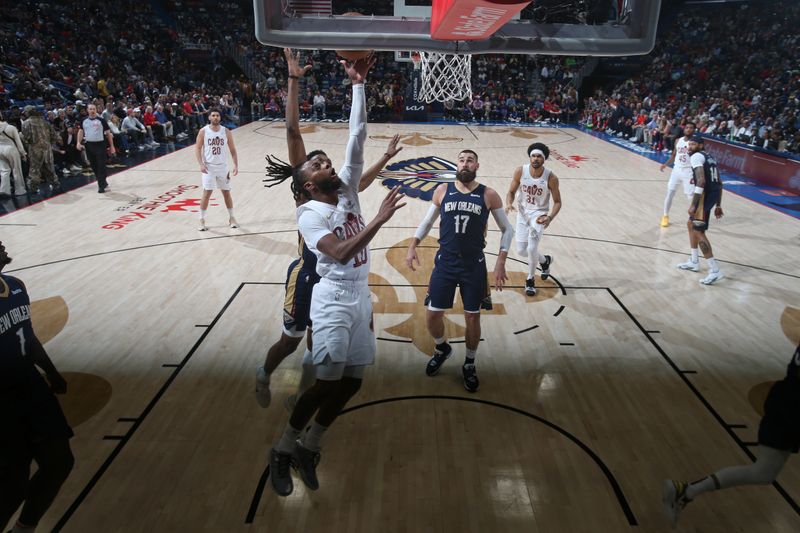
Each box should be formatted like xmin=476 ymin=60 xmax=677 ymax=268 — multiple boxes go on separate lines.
xmin=3 ymin=119 xmax=799 ymax=531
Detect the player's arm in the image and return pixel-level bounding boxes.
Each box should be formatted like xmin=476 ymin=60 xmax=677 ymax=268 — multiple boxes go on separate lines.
xmin=226 ymin=128 xmax=238 ymax=175
xmin=358 ymin=134 xmax=402 ymax=192
xmin=11 ymin=278 xmax=67 ymax=393
xmin=715 ymin=183 xmax=724 ymax=219
xmin=486 ymin=187 xmax=513 ymax=291
xmin=340 ymin=55 xmax=375 ymax=189
xmin=505 ymin=166 xmax=522 ymax=213
xmin=660 ymin=146 xmax=676 ymax=171
xmin=405 ymin=184 xmax=445 ymax=271
xmin=195 ymin=127 xmax=207 ymax=173
xmin=689 ymin=159 xmax=706 ymax=215
xmin=76 ymin=126 xmax=84 ymax=151
xmin=308 ymin=186 xmax=406 ymax=264
xmin=284 ymin=48 xmax=312 ymax=166
xmin=537 ymin=173 xmax=561 ymax=228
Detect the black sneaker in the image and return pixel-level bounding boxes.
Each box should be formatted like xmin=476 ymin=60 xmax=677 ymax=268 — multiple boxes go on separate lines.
xmin=480 ymin=294 xmax=493 ymax=311
xmin=525 ymin=278 xmax=536 ymax=296
xmin=269 ymin=448 xmax=294 ymax=497
xmin=540 ymin=255 xmax=553 ymax=280
xmin=462 ymin=364 xmax=480 ymax=392
xmin=291 ymin=441 xmax=321 ymax=490
xmin=426 ymin=342 xmax=452 ymax=376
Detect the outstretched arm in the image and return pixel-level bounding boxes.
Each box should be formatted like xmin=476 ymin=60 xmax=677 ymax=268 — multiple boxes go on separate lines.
xmin=358 ymin=134 xmax=403 ymax=192
xmin=505 ymin=166 xmax=522 ymax=213
xmin=486 ymin=188 xmax=512 ymax=290
xmin=340 ymin=55 xmax=375 ymax=189
xmin=284 ymin=48 xmax=312 ymax=166
xmin=405 ymin=183 xmax=446 ymax=271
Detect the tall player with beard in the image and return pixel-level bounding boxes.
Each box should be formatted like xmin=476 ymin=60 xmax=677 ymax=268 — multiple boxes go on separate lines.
xmin=267 ymin=54 xmax=407 ymax=497
xmin=505 ymin=142 xmax=562 ymax=296
xmin=0 ymin=241 xmax=74 ymax=533
xmin=406 ymin=150 xmax=514 ymax=392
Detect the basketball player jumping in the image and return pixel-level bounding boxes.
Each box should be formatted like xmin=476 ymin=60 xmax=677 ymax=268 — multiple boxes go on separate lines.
xmin=257 ymin=48 xmax=403 ymax=410
xmin=268 ymin=54 xmax=407 ymax=497
xmin=663 ymin=343 xmax=799 ymax=528
xmin=675 ymin=135 xmax=724 ymax=285
xmin=0 ymin=241 xmax=75 ymax=533
xmin=505 ymin=142 xmax=561 ymax=296
xmin=660 ymin=121 xmax=695 ymax=227
xmin=195 ymin=108 xmax=239 ymax=231
xmin=405 ymin=149 xmax=514 ymax=392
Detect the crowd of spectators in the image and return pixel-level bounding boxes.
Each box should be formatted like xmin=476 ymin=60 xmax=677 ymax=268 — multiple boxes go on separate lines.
xmin=582 ymin=0 xmax=800 ymax=155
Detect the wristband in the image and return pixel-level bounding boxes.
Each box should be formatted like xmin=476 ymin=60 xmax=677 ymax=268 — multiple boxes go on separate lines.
xmin=289 ymin=75 xmax=299 ymax=80
xmin=693 ymin=186 xmax=704 ymax=195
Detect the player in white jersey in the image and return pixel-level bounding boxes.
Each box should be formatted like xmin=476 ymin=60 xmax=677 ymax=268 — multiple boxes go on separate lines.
xmin=194 ymin=109 xmax=239 ymax=231
xmin=268 ymin=54 xmax=406 ymax=498
xmin=660 ymin=121 xmax=696 ymax=227
xmin=506 ymin=142 xmax=562 ymax=296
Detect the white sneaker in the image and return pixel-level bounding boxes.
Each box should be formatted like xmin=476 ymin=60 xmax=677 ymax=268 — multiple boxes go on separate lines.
xmin=229 ymin=217 xmax=238 ymax=228
xmin=255 ymin=366 xmax=271 ymax=408
xmin=676 ymin=261 xmax=699 ymax=272
xmin=197 ymin=219 xmax=207 ymax=231
xmin=700 ymin=270 xmax=724 ymax=285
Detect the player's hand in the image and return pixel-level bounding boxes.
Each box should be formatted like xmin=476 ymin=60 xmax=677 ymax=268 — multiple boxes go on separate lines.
xmin=384 ymin=134 xmax=403 ymax=158
xmin=342 ymin=53 xmax=376 ymax=85
xmin=284 ymin=48 xmax=312 ymax=78
xmin=687 ymin=205 xmax=696 ymax=216
xmin=494 ymin=262 xmax=508 ymax=291
xmin=375 ymin=186 xmax=406 ymax=224
xmin=232 ymin=165 xmax=238 ymax=176
xmin=536 ymin=214 xmax=551 ymax=228
xmin=405 ymin=246 xmax=420 ymax=271
xmin=200 ymin=163 xmax=208 ymax=174
xmin=76 ymin=143 xmax=83 ymax=151
xmin=48 ymin=373 xmax=67 ymax=394
xmin=505 ymin=204 xmax=516 ymax=214
xmin=659 ymin=163 xmax=666 ymax=172
xmin=714 ymin=206 xmax=723 ymax=219
xmin=108 ymin=146 xmax=115 ymax=156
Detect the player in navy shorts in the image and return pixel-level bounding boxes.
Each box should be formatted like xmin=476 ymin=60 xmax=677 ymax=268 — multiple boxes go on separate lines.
xmin=663 ymin=343 xmax=800 ymax=527
xmin=1 ymin=241 xmax=74 ymax=532
xmin=406 ymin=149 xmax=514 ymax=392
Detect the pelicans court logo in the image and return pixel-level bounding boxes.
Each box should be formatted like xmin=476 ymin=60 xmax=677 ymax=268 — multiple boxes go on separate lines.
xmin=378 ymin=156 xmax=458 ymax=201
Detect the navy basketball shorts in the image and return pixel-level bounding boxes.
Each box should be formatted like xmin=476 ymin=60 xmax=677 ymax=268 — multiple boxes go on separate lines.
xmin=758 ymin=380 xmax=800 ymax=453
xmin=282 ymin=258 xmax=320 ymax=338
xmin=426 ymin=251 xmax=488 ymax=313
xmin=690 ymin=188 xmax=721 ymax=232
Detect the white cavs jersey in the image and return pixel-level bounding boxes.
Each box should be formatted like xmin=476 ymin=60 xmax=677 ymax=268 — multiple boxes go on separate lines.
xmin=518 ymin=164 xmax=551 ymax=223
xmin=202 ymin=125 xmax=228 ymax=169
xmin=674 ymin=137 xmax=692 ymax=172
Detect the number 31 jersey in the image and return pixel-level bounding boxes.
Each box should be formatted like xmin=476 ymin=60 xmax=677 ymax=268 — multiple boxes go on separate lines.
xmin=517 ymin=164 xmax=551 ymax=219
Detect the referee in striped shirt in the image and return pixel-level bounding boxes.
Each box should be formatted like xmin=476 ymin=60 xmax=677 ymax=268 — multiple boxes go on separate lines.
xmin=76 ymin=103 xmax=115 ymax=193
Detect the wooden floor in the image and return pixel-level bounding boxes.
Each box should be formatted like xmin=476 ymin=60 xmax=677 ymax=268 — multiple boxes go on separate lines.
xmin=4 ymin=121 xmax=799 ymax=532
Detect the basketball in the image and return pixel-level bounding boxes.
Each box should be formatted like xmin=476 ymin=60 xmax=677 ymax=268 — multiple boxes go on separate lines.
xmin=335 ymin=12 xmax=373 ymax=61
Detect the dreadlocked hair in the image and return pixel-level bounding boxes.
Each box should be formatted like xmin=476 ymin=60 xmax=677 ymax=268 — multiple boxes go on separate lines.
xmin=263 ymin=154 xmax=309 ymax=201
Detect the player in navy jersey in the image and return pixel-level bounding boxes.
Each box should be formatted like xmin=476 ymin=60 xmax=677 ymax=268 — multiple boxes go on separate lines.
xmin=663 ymin=343 xmax=800 ymax=527
xmin=256 ymin=48 xmax=402 ymax=411
xmin=0 ymin=241 xmax=74 ymax=532
xmin=406 ymin=150 xmax=514 ymax=392
xmin=675 ymin=135 xmax=725 ymax=285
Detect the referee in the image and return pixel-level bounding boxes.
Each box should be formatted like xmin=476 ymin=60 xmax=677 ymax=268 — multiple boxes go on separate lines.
xmin=76 ymin=103 xmax=115 ymax=193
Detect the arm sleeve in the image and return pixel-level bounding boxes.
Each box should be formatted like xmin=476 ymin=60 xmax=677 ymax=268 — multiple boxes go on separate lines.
xmin=690 ymin=152 xmax=705 ymax=169
xmin=491 ymin=208 xmax=514 ymax=252
xmin=413 ymin=204 xmax=440 ymax=242
xmin=340 ymin=84 xmax=367 ymax=190
xmin=298 ymin=210 xmax=333 ymax=250
xmin=101 ymin=118 xmax=110 ymax=133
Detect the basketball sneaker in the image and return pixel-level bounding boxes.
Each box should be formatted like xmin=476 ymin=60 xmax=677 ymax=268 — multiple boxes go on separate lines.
xmin=426 ymin=342 xmax=452 ymax=376
xmin=660 ymin=215 xmax=669 ymax=227
xmin=676 ymin=260 xmax=699 ymax=272
xmin=269 ymin=448 xmax=294 ymax=497
xmin=525 ymin=278 xmax=536 ymax=296
xmin=197 ymin=219 xmax=207 ymax=231
xmin=700 ymin=270 xmax=724 ymax=285
xmin=540 ymin=255 xmax=553 ymax=280
xmin=229 ymin=217 xmax=239 ymax=229
xmin=255 ymin=366 xmax=271 ymax=408
xmin=662 ymin=479 xmax=691 ymax=528
xmin=462 ymin=363 xmax=480 ymax=392
xmin=292 ymin=441 xmax=321 ymax=490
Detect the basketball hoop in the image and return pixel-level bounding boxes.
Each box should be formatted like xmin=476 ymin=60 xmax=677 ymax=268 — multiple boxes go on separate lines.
xmin=415 ymin=51 xmax=472 ymax=104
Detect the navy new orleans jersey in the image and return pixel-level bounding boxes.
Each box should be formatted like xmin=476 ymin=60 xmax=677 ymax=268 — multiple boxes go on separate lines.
xmin=298 ymin=231 xmax=318 ymax=272
xmin=438 ymin=182 xmax=489 ymax=257
xmin=787 ymin=345 xmax=800 ymax=382
xmin=0 ymin=274 xmax=37 ymax=387
xmin=698 ymin=151 xmax=722 ymax=192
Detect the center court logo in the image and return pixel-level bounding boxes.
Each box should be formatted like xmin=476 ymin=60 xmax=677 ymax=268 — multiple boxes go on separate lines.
xmin=378 ymin=156 xmax=458 ymax=202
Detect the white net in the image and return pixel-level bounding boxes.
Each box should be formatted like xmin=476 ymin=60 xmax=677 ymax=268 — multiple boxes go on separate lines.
xmin=416 ymin=51 xmax=472 ymax=104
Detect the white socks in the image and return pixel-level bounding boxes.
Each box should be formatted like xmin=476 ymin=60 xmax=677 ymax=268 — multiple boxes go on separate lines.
xmin=707 ymin=257 xmax=719 ymax=272
xmin=199 ymin=209 xmax=207 ymax=220
xmin=685 ymin=446 xmax=790 ymax=500
xmin=690 ymin=248 xmax=699 ymax=263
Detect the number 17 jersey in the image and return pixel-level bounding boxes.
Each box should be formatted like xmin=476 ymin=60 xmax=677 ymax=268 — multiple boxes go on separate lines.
xmin=438 ymin=182 xmax=489 ymax=257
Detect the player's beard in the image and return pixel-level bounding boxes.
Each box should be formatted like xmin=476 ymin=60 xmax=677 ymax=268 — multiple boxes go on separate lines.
xmin=316 ymin=177 xmax=341 ymax=194
xmin=456 ymin=169 xmax=476 ymax=183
